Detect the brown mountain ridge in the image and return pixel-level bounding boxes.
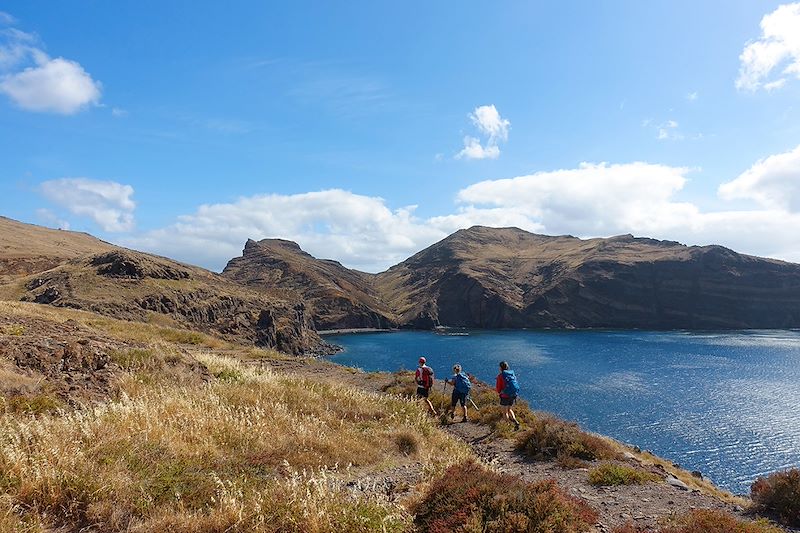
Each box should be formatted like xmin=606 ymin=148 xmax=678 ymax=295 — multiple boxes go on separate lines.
xmin=3 ymin=218 xmax=800 ymax=351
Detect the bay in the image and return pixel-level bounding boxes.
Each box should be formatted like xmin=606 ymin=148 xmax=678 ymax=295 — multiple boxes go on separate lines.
xmin=328 ymin=329 xmax=800 ymax=494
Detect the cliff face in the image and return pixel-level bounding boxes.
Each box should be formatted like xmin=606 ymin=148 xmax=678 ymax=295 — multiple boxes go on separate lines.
xmin=373 ymin=227 xmax=800 ymax=329
xmin=221 ymin=238 xmax=396 ymax=330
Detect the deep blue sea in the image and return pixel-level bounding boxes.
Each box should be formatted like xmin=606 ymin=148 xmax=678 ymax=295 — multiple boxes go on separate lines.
xmin=327 ymin=329 xmax=800 ymax=494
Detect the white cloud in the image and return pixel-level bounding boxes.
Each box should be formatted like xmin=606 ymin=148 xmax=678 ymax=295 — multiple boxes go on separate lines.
xmin=719 ymin=144 xmax=800 ymax=211
xmin=687 ymin=91 xmax=699 ymax=101
xmin=456 ymin=136 xmax=500 ymax=160
xmin=111 ymin=107 xmax=128 ymax=118
xmin=39 ymin=178 xmax=135 ymax=232
xmin=456 ymin=104 xmax=510 ymax=160
xmin=124 ymin=149 xmax=800 ymax=272
xmin=35 ymin=208 xmax=70 ymax=230
xmin=736 ymin=2 xmax=800 ymax=91
xmin=0 ymin=11 xmax=16 ymax=26
xmin=0 ymin=21 xmax=101 ymax=113
xmin=125 ymin=190 xmax=449 ymax=272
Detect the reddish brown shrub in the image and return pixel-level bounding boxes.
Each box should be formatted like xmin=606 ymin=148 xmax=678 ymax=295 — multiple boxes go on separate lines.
xmin=413 ymin=460 xmax=597 ymax=533
xmin=751 ymin=467 xmax=800 ymax=527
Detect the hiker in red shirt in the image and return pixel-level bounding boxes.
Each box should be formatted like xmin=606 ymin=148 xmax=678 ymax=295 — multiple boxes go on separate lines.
xmin=415 ymin=356 xmax=437 ymax=415
xmin=496 ymin=360 xmax=521 ymax=430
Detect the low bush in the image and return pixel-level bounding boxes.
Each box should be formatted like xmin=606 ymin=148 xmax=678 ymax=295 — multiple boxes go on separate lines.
xmin=394 ymin=431 xmax=419 ymax=456
xmin=413 ymin=460 xmax=598 ymax=533
xmin=0 ymin=393 xmax=62 ymax=415
xmin=751 ymin=468 xmax=800 ymax=527
xmin=0 ymin=324 xmax=25 ymax=336
xmin=617 ymin=508 xmax=783 ymax=532
xmin=517 ymin=414 xmax=620 ymax=462
xmin=588 ymin=462 xmax=661 ymax=486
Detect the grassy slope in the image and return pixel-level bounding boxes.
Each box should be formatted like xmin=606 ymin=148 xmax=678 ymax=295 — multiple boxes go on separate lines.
xmin=0 ymin=301 xmax=781 ymax=533
xmin=0 ymin=302 xmax=470 ymax=532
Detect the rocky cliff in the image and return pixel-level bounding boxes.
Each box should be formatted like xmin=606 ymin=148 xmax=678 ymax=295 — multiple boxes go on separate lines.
xmin=15 ymin=250 xmax=326 ymax=354
xmin=222 ymin=238 xmax=396 ymax=330
xmin=373 ymin=226 xmax=800 ymax=329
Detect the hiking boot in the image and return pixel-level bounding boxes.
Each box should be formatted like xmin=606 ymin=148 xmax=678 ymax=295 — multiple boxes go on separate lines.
xmin=514 ymin=421 xmax=520 ymax=431
xmin=461 ymin=417 xmax=468 ymax=423
xmin=450 ymin=411 xmax=455 ymax=420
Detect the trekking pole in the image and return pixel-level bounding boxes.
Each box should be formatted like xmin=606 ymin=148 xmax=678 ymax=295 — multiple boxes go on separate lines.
xmin=468 ymin=396 xmax=480 ymax=411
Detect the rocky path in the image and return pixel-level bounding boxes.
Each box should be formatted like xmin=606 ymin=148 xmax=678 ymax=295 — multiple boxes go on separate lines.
xmin=443 ymin=421 xmax=743 ymax=532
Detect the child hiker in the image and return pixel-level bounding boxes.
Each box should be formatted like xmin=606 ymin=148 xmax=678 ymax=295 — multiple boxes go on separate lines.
xmin=444 ymin=364 xmax=472 ymax=422
xmin=496 ymin=360 xmax=521 ymax=430
xmin=415 ymin=356 xmax=437 ymax=415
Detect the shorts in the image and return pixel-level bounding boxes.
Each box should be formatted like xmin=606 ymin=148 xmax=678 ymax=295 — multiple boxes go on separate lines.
xmin=451 ymin=390 xmax=467 ymax=407
xmin=499 ymin=395 xmax=517 ymax=407
xmin=416 ymin=386 xmax=430 ymax=398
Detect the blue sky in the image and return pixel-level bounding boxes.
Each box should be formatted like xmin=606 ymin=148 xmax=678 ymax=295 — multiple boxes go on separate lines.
xmin=2 ymin=1 xmax=800 ymax=271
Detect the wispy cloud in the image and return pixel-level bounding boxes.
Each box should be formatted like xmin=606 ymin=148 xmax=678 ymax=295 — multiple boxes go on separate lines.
xmin=687 ymin=91 xmax=699 ymax=101
xmin=456 ymin=104 xmax=510 ymax=160
xmin=0 ymin=11 xmax=16 ymax=26
xmin=737 ymin=2 xmax=800 ymax=92
xmin=657 ymin=120 xmax=684 ymax=141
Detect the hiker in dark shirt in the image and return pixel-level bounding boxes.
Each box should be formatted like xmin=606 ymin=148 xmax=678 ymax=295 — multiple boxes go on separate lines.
xmin=444 ymin=363 xmax=472 ymax=422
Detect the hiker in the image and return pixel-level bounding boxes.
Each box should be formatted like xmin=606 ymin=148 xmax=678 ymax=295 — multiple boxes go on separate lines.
xmin=415 ymin=356 xmax=437 ymax=415
xmin=496 ymin=361 xmax=520 ymax=430
xmin=444 ymin=363 xmax=472 ymax=422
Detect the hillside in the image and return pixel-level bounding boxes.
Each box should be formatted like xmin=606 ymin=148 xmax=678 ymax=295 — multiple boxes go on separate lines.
xmin=222 ymin=238 xmax=396 ymax=330
xmin=0 ymin=216 xmax=115 ymax=281
xmin=0 ymin=220 xmax=325 ymax=354
xmin=373 ymin=226 xmax=800 ymax=329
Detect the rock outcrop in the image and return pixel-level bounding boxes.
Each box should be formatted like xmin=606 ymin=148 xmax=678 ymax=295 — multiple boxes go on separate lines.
xmin=9 ymin=246 xmax=326 ymax=355
xmin=222 ymin=238 xmax=396 ymax=330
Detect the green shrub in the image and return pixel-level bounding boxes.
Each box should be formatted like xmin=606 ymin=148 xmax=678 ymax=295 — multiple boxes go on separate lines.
xmin=110 ymin=348 xmax=157 ymax=370
xmin=588 ymin=462 xmax=661 ymax=486
xmin=0 ymin=324 xmax=25 ymax=336
xmin=1 ymin=394 xmax=62 ymax=415
xmin=413 ymin=460 xmax=597 ymax=533
xmin=517 ymin=414 xmax=620 ymax=462
xmin=751 ymin=468 xmax=800 ymax=527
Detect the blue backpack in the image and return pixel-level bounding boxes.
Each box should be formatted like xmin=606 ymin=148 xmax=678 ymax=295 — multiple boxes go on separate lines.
xmin=501 ymin=370 xmax=520 ymax=397
xmin=453 ymin=372 xmax=472 ymax=394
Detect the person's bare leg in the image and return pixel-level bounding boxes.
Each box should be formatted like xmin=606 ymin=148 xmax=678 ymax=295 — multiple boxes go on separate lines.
xmin=461 ymin=404 xmax=468 ymax=421
xmin=426 ymin=398 xmax=436 ymax=415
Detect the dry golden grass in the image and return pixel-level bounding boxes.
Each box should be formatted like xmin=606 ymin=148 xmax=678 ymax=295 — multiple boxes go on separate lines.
xmin=0 ymin=301 xmax=228 ymax=349
xmin=0 ymin=349 xmax=470 ymax=531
